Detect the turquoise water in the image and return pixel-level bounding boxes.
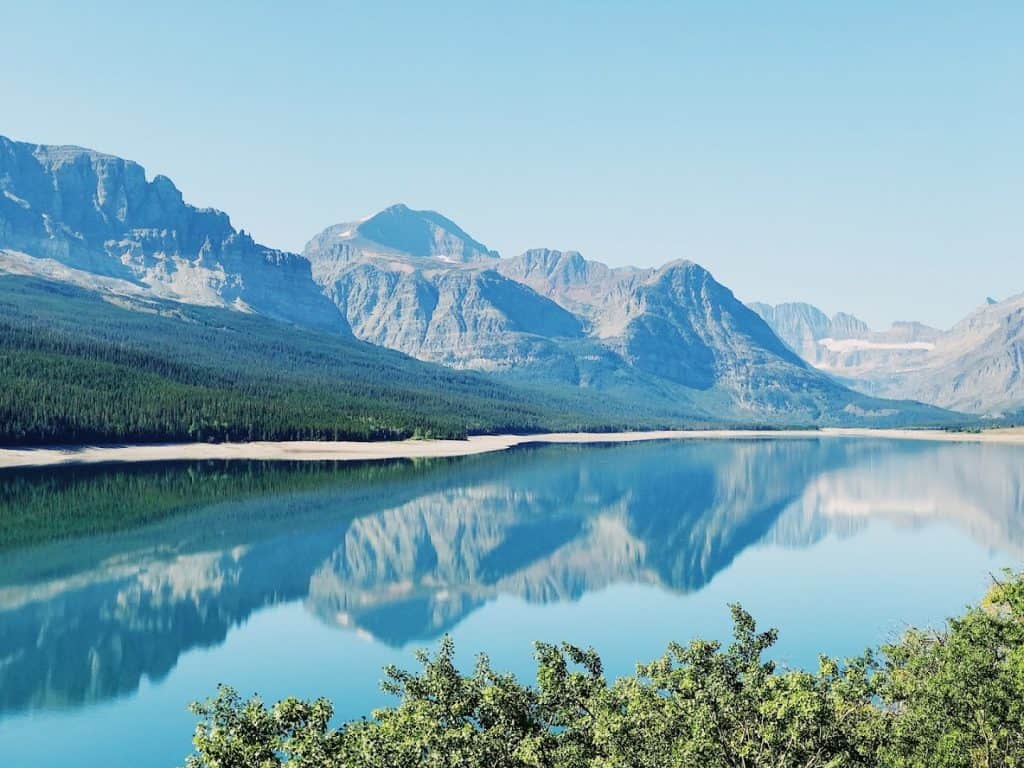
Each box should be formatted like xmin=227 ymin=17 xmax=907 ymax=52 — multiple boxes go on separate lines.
xmin=0 ymin=438 xmax=1021 ymax=767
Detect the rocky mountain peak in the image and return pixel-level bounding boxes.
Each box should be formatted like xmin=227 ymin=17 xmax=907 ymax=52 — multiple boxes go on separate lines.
xmin=828 ymin=312 xmax=872 ymax=339
xmin=512 ymin=248 xmax=594 ymax=286
xmin=650 ymin=258 xmax=702 ymax=281
xmin=306 ymin=203 xmax=499 ymax=265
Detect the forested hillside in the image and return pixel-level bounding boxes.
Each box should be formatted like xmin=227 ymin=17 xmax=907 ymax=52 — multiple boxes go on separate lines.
xmin=0 ymin=276 xmax=685 ymax=446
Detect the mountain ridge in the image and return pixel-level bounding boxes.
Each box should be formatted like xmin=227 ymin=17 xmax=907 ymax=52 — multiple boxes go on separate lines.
xmin=0 ymin=135 xmax=347 ymax=333
xmin=752 ymin=297 xmax=1024 ymax=414
xmin=0 ymin=134 xmax=960 ymax=429
xmin=304 ymin=214 xmax=947 ymax=425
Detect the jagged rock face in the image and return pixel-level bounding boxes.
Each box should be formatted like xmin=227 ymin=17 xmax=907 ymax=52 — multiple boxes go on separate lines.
xmin=329 ymin=264 xmax=583 ymax=372
xmin=309 ymin=226 xmax=799 ymax=398
xmin=610 ymin=261 xmax=807 ymax=390
xmin=498 ymin=251 xmax=891 ymax=420
xmin=500 ymin=251 xmax=802 ymax=374
xmin=748 ymin=302 xmax=864 ymax=360
xmin=753 ymin=297 xmax=1024 ymax=414
xmin=0 ymin=137 xmax=346 ymax=332
xmin=751 ymin=301 xmax=942 ymax=385
xmin=304 ymin=225 xmax=585 ymax=372
xmin=497 ymin=248 xmax=637 ymax=324
xmin=746 ymin=302 xmax=930 ymax=374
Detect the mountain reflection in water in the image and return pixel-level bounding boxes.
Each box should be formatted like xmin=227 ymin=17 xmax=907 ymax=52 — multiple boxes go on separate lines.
xmin=1 ymin=438 xmax=1022 ymax=719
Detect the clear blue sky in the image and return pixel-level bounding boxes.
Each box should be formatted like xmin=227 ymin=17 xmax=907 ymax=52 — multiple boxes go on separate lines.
xmin=3 ymin=1 xmax=1021 ymax=328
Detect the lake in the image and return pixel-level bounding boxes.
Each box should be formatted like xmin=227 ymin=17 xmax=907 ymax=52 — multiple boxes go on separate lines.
xmin=0 ymin=437 xmax=1021 ymax=767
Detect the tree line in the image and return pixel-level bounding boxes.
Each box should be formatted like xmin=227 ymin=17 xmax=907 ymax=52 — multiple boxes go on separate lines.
xmin=0 ymin=276 xmax=656 ymax=447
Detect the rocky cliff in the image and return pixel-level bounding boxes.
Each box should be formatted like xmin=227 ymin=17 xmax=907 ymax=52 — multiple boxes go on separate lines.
xmin=0 ymin=136 xmax=345 ymax=332
xmin=303 ymin=212 xmax=584 ymax=374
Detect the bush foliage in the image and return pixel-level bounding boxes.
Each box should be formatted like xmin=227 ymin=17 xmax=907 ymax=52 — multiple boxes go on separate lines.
xmin=185 ymin=572 xmax=1024 ymax=767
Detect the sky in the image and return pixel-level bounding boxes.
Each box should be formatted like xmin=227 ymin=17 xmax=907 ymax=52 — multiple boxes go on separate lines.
xmin=2 ymin=1 xmax=1021 ymax=329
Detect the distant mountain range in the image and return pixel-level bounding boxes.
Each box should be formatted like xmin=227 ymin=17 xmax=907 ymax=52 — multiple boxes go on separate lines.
xmin=301 ymin=204 xmax=922 ymax=425
xmin=751 ymin=297 xmax=1024 ymax=415
xmin=0 ymin=135 xmax=967 ymax=434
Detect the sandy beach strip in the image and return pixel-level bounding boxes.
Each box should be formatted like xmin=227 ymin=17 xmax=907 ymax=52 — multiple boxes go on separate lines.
xmin=0 ymin=427 xmax=1022 ymax=470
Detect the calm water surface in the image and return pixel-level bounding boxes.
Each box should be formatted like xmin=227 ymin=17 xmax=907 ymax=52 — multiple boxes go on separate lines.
xmin=0 ymin=438 xmax=1022 ymax=767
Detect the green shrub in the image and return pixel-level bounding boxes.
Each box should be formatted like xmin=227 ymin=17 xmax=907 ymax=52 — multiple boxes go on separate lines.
xmin=184 ymin=572 xmax=1024 ymax=767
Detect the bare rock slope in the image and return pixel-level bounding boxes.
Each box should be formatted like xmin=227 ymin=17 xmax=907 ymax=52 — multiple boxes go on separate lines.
xmin=0 ymin=136 xmax=344 ymax=332
xmin=752 ymin=298 xmax=1024 ymax=414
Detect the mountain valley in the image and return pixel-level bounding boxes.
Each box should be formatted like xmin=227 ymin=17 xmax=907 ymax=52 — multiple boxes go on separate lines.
xmin=0 ymin=135 xmax=965 ymax=441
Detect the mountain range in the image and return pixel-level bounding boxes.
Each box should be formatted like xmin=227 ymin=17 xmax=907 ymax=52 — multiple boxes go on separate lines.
xmin=752 ymin=297 xmax=1024 ymax=415
xmin=301 ymin=204 xmax=912 ymax=427
xmin=0 ymin=135 xmax=972 ymax=436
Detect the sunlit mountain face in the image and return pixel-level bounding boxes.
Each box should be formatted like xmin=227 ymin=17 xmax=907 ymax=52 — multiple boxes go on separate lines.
xmin=0 ymin=136 xmax=959 ymax=428
xmin=1 ymin=438 xmax=1021 ymax=725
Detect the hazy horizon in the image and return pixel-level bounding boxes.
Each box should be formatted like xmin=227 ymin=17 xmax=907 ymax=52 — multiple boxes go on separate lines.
xmin=3 ymin=1 xmax=1020 ymax=328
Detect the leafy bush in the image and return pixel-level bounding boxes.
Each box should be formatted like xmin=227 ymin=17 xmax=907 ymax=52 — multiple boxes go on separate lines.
xmin=185 ymin=572 xmax=1024 ymax=767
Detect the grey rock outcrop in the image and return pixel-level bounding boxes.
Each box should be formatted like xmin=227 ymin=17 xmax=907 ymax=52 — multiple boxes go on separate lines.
xmin=0 ymin=136 xmax=345 ymax=332
xmin=304 ymin=212 xmax=584 ymax=374
xmin=747 ymin=302 xmax=870 ymax=360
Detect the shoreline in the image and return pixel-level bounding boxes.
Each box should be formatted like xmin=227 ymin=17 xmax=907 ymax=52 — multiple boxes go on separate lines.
xmin=1 ymin=427 xmax=1023 ymax=470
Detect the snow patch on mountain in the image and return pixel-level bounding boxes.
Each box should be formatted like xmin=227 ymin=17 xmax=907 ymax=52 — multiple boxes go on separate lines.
xmin=819 ymin=338 xmax=936 ymax=353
